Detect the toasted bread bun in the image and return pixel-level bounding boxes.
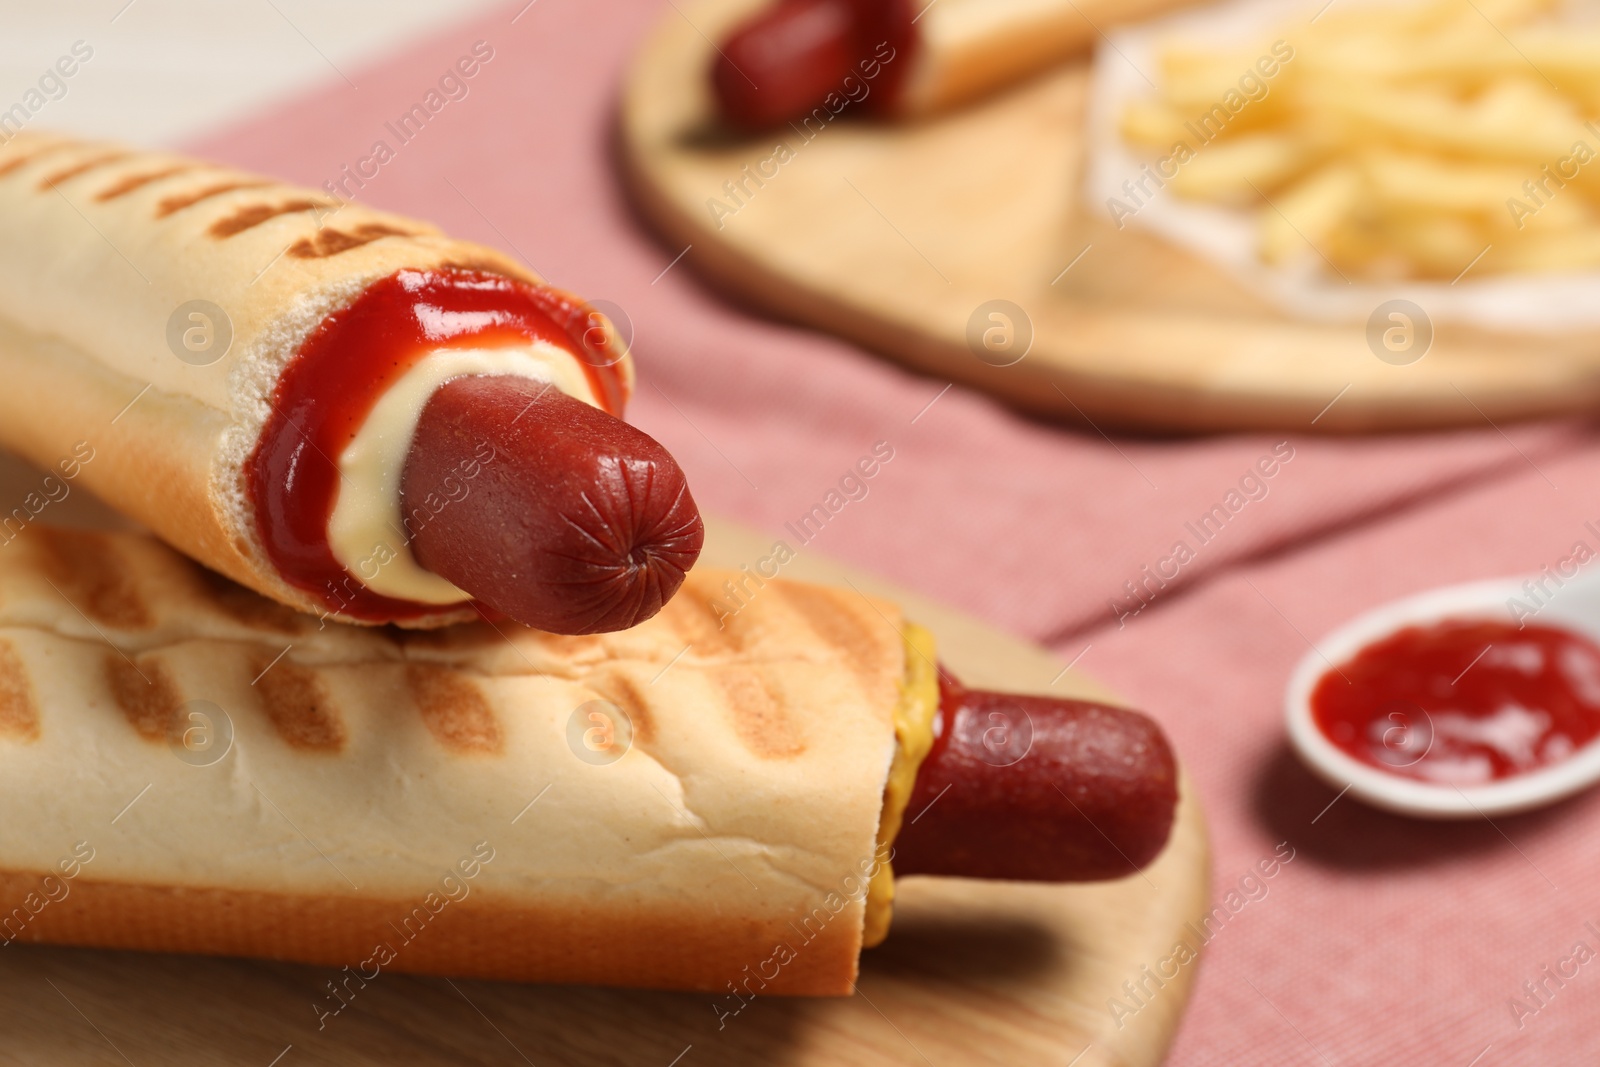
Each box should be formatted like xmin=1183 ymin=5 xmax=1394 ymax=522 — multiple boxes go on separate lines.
xmin=895 ymin=0 xmax=1204 ymax=117
xmin=0 ymin=526 xmax=906 ymax=994
xmin=0 ymin=132 xmax=632 ymax=627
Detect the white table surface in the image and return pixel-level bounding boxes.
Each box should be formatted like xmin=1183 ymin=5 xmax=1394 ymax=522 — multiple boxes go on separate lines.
xmin=1 ymin=0 xmax=504 ymax=147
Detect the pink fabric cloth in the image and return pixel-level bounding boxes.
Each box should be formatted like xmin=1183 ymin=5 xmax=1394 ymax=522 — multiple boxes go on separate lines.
xmin=189 ymin=4 xmax=1600 ymax=1061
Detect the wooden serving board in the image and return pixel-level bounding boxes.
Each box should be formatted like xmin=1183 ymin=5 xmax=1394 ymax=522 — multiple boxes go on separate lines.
xmin=0 ymin=453 xmax=1209 ymax=1067
xmin=620 ymin=0 xmax=1600 ymax=433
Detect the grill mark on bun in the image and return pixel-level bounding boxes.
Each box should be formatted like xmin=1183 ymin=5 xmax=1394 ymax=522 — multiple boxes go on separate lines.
xmin=210 ymin=198 xmax=328 ymax=238
xmin=0 ymin=640 xmax=39 ymax=742
xmin=97 ymin=164 xmax=200 ymax=201
xmin=711 ymin=666 xmax=804 ymax=759
xmin=778 ymin=585 xmax=895 ymax=697
xmin=0 ymin=140 xmax=73 ymax=179
xmin=288 ymin=223 xmax=413 ymax=259
xmin=663 ymin=587 xmax=740 ymax=655
xmin=156 ymin=179 xmax=274 ymax=218
xmin=37 ymin=529 xmax=152 ymax=631
xmin=38 ymin=151 xmax=132 ymax=191
xmin=253 ymin=658 xmax=345 ymax=751
xmin=106 ymin=654 xmax=180 ymax=741
xmin=589 ymin=672 xmax=656 ymax=746
xmin=407 ymin=664 xmax=502 ymax=754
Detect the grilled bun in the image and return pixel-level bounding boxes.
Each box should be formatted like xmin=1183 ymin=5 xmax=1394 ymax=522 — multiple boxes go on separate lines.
xmin=0 ymin=526 xmax=905 ymax=994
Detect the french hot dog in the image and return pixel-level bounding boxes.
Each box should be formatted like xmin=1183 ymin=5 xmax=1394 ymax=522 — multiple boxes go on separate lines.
xmin=712 ymin=0 xmax=1205 ymax=131
xmin=0 ymin=527 xmax=1178 ymax=992
xmin=0 ymin=132 xmax=702 ymax=633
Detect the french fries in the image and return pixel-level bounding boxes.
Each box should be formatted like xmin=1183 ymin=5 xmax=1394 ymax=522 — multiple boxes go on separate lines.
xmin=1168 ymin=134 xmax=1306 ymax=201
xmin=1118 ymin=0 xmax=1600 ymax=279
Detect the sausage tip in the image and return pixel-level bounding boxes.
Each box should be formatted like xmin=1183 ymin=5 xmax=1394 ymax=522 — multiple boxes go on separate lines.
xmin=894 ymin=682 xmax=1179 ymax=882
xmin=403 ymin=375 xmax=704 ymax=634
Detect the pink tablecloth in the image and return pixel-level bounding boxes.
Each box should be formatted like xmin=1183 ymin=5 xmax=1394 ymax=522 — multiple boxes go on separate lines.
xmin=191 ymin=4 xmax=1600 ymax=1061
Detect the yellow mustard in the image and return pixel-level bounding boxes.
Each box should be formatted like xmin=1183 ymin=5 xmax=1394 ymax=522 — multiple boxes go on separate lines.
xmin=861 ymin=623 xmax=941 ymax=948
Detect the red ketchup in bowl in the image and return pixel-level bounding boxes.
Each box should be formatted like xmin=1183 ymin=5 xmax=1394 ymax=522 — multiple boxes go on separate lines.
xmin=1310 ymin=619 xmax=1600 ymax=784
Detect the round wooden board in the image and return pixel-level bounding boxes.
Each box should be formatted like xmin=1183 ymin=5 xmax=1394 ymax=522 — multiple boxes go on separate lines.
xmin=0 ymin=451 xmax=1209 ymax=1067
xmin=620 ymin=0 xmax=1600 ymax=433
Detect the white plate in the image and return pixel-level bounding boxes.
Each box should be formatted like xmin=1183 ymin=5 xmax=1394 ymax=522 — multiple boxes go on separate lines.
xmin=1285 ymin=571 xmax=1600 ymax=818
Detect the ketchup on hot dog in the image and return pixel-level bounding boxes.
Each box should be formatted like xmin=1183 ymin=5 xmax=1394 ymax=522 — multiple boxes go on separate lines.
xmin=248 ymin=269 xmax=703 ymax=633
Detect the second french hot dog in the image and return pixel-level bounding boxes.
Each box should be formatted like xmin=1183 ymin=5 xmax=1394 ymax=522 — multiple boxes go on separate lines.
xmin=0 ymin=527 xmax=1184 ymax=992
xmin=713 ymin=0 xmax=1205 ymax=132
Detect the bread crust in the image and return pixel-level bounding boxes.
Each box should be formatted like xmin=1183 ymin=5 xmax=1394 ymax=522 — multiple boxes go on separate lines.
xmin=0 ymin=132 xmax=634 ymax=627
xmin=0 ymin=527 xmax=902 ymax=994
xmin=0 ymin=875 xmax=861 ymax=995
xmin=898 ymin=0 xmax=1202 ymax=116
